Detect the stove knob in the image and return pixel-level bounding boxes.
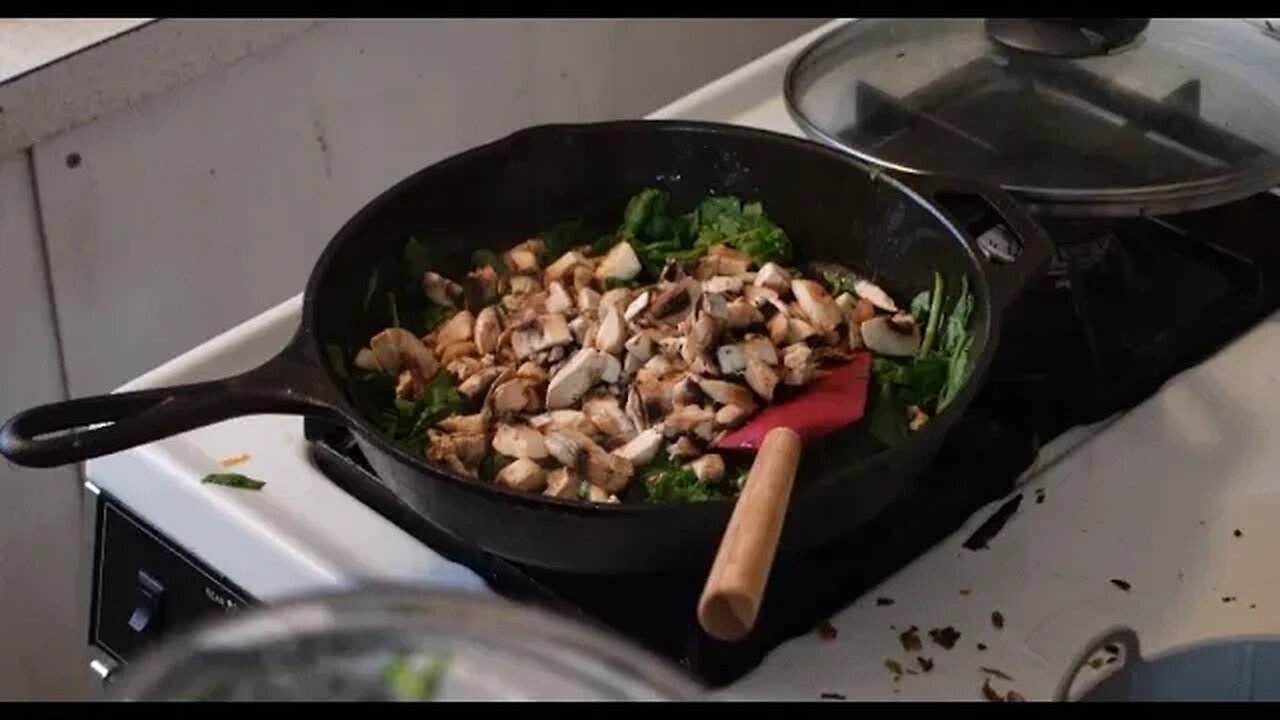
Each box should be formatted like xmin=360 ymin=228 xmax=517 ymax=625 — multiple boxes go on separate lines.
xmin=129 ymin=570 xmax=165 ymax=635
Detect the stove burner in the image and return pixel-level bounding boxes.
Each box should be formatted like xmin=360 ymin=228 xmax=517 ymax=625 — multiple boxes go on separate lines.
xmin=304 ymin=190 xmax=1280 ymax=689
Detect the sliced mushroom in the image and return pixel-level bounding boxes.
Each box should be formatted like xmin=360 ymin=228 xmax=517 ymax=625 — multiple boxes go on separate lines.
xmin=854 ymin=278 xmax=899 ymax=313
xmin=543 ymin=467 xmax=579 ymax=500
xmin=662 ymin=405 xmax=716 ymax=442
xmin=545 ymin=251 xmax=585 ymax=282
xmin=369 ymin=327 xmax=440 ymax=380
xmin=764 ymin=313 xmax=787 ymax=345
xmin=506 ymin=244 xmax=542 ymax=275
xmin=784 ymin=317 xmax=819 ymax=345
xmin=703 ymin=275 xmax=744 ymax=295
xmin=908 ymin=405 xmax=930 ymax=432
xmin=446 ymin=355 xmax=484 ymax=382
xmin=648 ymin=280 xmax=700 ymax=323
xmin=744 ymin=358 xmax=779 ymax=402
xmin=583 ymin=394 xmax=638 ymax=444
xmin=586 ymin=484 xmax=620 ymax=504
xmin=459 ymin=366 xmax=505 ymax=399
xmin=612 ymin=427 xmax=664 ymax=466
xmin=834 ymin=292 xmax=858 ymax=315
xmin=440 ymin=340 xmax=478 ymax=366
xmin=715 ymin=403 xmax=754 ymax=428
xmin=490 ymin=377 xmax=542 ymax=415
xmin=688 ymin=454 xmax=725 ymax=484
xmin=782 ymin=343 xmax=818 ymax=387
xmin=496 ymin=458 xmax=547 ymax=492
xmin=625 ymin=386 xmax=650 ymax=430
xmin=599 ymin=288 xmax=633 ymax=316
xmin=860 ymin=314 xmax=921 ymax=357
xmin=529 ymin=409 xmax=599 ymax=438
xmin=508 ymin=274 xmax=543 ymax=296
xmin=754 ymin=262 xmax=792 ymax=293
xmin=636 ymin=375 xmax=678 ymax=420
xmin=668 ymin=436 xmax=704 ymax=460
xmin=545 ymin=281 xmax=575 ymax=314
xmin=595 ymin=241 xmax=642 ymax=282
xmin=545 ymin=348 xmax=609 ymax=410
xmin=423 ymin=271 xmax=463 ymax=308
xmin=492 ymin=423 xmax=550 ymax=460
xmin=395 ymin=370 xmax=425 ymax=400
xmin=553 ymin=429 xmax=634 ymax=494
xmin=354 ymin=347 xmax=380 ymax=372
xmin=571 ymin=264 xmax=596 ymax=293
xmin=726 ymin=297 xmax=764 ymax=329
xmin=791 ymin=279 xmax=844 ymax=334
xmin=474 ymin=306 xmax=502 ymax=355
xmin=515 ymin=361 xmax=548 ymax=383
xmin=544 ymin=431 xmax=584 ymax=467
xmin=600 ymin=353 xmax=623 ymax=385
xmin=623 ymin=291 xmax=651 ymax=322
xmin=741 ymin=336 xmax=779 ymax=366
xmin=509 ymin=314 xmax=572 ymax=359
xmin=716 ymin=344 xmax=749 ymax=376
xmin=692 ymin=377 xmax=757 ymax=409
xmin=576 ymin=287 xmax=601 ymax=313
xmin=672 ymin=375 xmax=704 ymax=408
xmin=683 ymin=313 xmax=719 ymax=367
xmin=427 ymin=430 xmax=483 ymax=478
xmin=699 ymin=244 xmax=753 ymax=277
xmin=594 ymin=305 xmax=627 ymax=356
xmin=435 ymin=310 xmax=476 ymax=351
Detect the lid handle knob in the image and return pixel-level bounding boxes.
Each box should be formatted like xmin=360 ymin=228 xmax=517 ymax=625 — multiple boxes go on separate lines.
xmin=985 ymin=18 xmax=1150 ymax=58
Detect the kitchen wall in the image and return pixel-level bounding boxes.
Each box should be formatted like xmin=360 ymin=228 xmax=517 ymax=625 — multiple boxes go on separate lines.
xmin=0 ymin=18 xmax=825 ymax=698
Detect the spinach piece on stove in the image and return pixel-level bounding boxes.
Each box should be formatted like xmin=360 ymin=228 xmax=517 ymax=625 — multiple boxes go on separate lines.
xmin=201 ymin=473 xmax=266 ymax=491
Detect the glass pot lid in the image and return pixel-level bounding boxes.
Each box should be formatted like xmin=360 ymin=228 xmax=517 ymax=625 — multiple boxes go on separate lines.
xmin=784 ymin=18 xmax=1280 ymax=217
xmin=105 ymin=586 xmax=706 ymax=701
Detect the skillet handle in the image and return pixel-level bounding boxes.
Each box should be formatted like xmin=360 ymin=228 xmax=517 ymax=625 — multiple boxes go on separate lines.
xmin=895 ymin=172 xmax=1055 ymax=313
xmin=0 ymin=332 xmax=341 ymax=469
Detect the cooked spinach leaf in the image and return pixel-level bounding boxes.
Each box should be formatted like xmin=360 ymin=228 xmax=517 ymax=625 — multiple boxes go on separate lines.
xmin=640 ymin=453 xmax=730 ymax=504
xmin=919 ymin=271 xmax=944 ymax=357
xmin=201 ymin=473 xmax=266 ymax=491
xmin=403 ymin=236 xmax=433 ymax=282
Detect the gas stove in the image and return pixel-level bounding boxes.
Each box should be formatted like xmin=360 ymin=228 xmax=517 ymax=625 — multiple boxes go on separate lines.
xmin=82 ymin=20 xmax=1280 ymax=700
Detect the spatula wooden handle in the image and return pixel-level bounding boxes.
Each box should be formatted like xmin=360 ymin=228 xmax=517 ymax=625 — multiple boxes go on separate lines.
xmin=697 ymin=426 xmax=803 ymax=642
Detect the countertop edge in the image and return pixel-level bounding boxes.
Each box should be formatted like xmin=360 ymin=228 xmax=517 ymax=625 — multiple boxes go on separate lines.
xmin=0 ymin=19 xmax=328 ymax=163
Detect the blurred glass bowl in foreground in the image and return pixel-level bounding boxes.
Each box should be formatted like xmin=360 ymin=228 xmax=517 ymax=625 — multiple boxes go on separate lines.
xmin=107 ymin=585 xmax=707 ymax=701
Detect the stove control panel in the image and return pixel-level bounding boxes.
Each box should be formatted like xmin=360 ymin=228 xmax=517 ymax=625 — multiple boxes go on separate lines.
xmin=88 ymin=490 xmax=255 ymax=683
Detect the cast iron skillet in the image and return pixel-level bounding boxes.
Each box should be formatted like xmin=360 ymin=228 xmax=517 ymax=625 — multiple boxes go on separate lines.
xmin=0 ymin=121 xmax=1053 ymax=575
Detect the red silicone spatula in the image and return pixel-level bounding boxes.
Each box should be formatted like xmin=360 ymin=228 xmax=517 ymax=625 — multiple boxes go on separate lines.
xmin=697 ymin=350 xmax=873 ymax=642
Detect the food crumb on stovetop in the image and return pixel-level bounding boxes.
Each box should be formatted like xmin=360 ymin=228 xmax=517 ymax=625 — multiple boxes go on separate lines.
xmin=219 ymin=453 xmax=251 ymax=467
xmin=819 ymin=692 xmax=846 ymax=700
xmin=899 ymin=626 xmax=923 ymax=652
xmin=1234 ymin=529 xmax=1244 ymax=538
xmin=876 ymin=596 xmax=896 ymax=606
xmin=916 ymin=656 xmax=934 ymax=673
xmin=1222 ymin=595 xmax=1237 ymax=603
xmin=816 ymin=619 xmax=839 ymax=640
xmin=1035 ymin=488 xmax=1045 ymax=504
xmin=959 ymin=588 xmax=972 ymax=596
xmin=980 ymin=666 xmax=1014 ymax=681
xmin=1110 ymin=578 xmax=1132 ymax=591
xmin=1251 ymin=603 xmax=1258 ymax=609
xmin=981 ymin=678 xmax=1025 ymax=702
xmin=885 ymin=658 xmax=905 ymax=677
xmin=977 ymin=642 xmax=988 ymax=651
xmin=929 ymin=626 xmax=962 ymax=650
xmin=991 ymin=610 xmax=1004 ymax=629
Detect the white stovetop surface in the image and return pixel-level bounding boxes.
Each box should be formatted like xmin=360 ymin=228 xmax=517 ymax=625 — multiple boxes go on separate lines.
xmin=84 ymin=20 xmax=1280 ymax=701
